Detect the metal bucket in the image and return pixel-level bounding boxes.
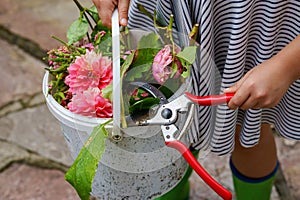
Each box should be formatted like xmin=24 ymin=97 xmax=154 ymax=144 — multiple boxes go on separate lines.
xmin=42 ymin=29 xmax=194 ymax=199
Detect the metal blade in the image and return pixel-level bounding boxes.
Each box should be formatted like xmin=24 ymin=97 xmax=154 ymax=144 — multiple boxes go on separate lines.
xmin=130 ymin=82 xmax=168 ymax=104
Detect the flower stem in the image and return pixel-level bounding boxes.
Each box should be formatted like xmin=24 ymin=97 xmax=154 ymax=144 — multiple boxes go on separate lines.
xmin=73 ymin=0 xmax=95 ymax=37
xmin=166 ymin=15 xmax=176 ymax=63
xmin=86 ymin=8 xmax=99 ymax=24
xmin=167 ymin=14 xmax=174 ymax=31
xmin=51 ymin=36 xmax=69 ymax=46
xmin=189 ymin=24 xmax=199 ymax=45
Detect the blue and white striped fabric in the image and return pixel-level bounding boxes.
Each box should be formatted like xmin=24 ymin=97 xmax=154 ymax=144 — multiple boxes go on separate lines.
xmin=128 ymin=0 xmax=300 ymax=155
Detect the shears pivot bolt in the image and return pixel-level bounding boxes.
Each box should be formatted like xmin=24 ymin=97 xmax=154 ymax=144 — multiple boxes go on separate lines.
xmin=161 ymin=108 xmax=172 ymax=119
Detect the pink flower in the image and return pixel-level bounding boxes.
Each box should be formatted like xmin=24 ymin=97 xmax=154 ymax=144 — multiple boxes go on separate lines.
xmin=67 ymin=88 xmax=112 ymax=118
xmin=122 ymin=50 xmax=134 ymax=60
xmin=152 ymin=45 xmax=173 ymax=84
xmin=82 ymin=43 xmax=94 ymax=51
xmin=94 ymin=31 xmax=106 ymax=41
xmin=47 ymin=46 xmax=71 ymax=68
xmin=141 ymin=92 xmax=149 ymax=97
xmin=65 ymin=50 xmax=112 ymax=93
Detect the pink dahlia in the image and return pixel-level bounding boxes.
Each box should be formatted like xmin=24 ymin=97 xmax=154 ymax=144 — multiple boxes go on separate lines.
xmin=152 ymin=45 xmax=173 ymax=84
xmin=67 ymin=88 xmax=112 ymax=118
xmin=65 ymin=50 xmax=112 ymax=93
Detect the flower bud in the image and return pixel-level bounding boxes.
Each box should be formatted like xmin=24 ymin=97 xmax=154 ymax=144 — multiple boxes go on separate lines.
xmin=152 ymin=45 xmax=173 ymax=84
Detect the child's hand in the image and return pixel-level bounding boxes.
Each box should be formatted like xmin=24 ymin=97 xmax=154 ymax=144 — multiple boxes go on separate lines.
xmin=225 ymin=59 xmax=293 ymax=110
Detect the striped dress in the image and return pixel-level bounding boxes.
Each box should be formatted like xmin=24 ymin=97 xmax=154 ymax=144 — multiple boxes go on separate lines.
xmin=128 ymin=0 xmax=300 ymax=155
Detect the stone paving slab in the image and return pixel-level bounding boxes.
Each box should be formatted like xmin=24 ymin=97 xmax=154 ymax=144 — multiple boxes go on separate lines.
xmin=276 ymin=138 xmax=300 ymax=198
xmin=0 ymin=39 xmax=45 ymax=108
xmin=0 ymin=0 xmax=92 ymax=51
xmin=0 ymin=104 xmax=73 ymax=166
xmin=0 ymin=141 xmax=31 ymax=171
xmin=0 ymin=163 xmax=80 ymax=200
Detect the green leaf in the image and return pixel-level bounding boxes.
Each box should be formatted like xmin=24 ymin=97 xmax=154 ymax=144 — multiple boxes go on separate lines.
xmin=102 ymin=83 xmax=113 ymax=102
xmin=176 ymin=46 xmax=197 ymax=65
xmin=121 ymin=52 xmax=135 ymax=78
xmin=67 ymin=18 xmax=89 ymax=45
xmin=91 ymin=20 xmax=111 ymax=46
xmin=53 ymin=91 xmax=65 ymax=100
xmin=137 ymin=32 xmax=163 ymax=50
xmin=181 ymin=66 xmax=190 ymax=78
xmin=96 ymin=34 xmax=112 ymax=55
xmin=119 ymin=52 xmax=135 ymax=128
xmin=129 ymin=97 xmax=160 ymax=114
xmin=65 ymin=120 xmax=112 ymax=200
xmin=125 ymin=63 xmax=152 ymax=81
xmin=176 ymin=46 xmax=197 ymax=78
xmin=170 ymin=62 xmax=178 ymax=78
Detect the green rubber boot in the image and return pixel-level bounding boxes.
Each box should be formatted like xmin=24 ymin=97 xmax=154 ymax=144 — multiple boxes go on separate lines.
xmin=230 ymin=158 xmax=279 ymax=200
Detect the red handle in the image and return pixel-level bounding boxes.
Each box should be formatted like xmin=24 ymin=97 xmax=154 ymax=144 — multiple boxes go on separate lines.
xmin=185 ymin=92 xmax=235 ymax=106
xmin=166 ymin=140 xmax=232 ymax=200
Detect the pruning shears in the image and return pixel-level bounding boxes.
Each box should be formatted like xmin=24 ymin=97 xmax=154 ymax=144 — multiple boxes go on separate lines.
xmin=127 ymin=82 xmax=234 ymax=200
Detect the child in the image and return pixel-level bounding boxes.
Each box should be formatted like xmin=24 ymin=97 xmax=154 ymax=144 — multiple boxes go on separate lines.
xmin=93 ymin=0 xmax=300 ymax=199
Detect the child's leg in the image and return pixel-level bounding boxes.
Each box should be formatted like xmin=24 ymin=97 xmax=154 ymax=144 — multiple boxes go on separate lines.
xmin=231 ymin=124 xmax=278 ymax=200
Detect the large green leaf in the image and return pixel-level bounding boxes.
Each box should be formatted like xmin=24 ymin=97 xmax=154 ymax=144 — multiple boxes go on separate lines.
xmin=67 ymin=18 xmax=89 ymax=45
xmin=137 ymin=32 xmax=163 ymax=50
xmin=65 ymin=120 xmax=112 ymax=200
